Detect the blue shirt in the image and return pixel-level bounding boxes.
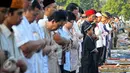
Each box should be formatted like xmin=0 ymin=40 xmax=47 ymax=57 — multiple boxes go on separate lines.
xmin=56 ymin=28 xmax=69 ymax=65
xmin=62 ymin=26 xmax=72 ymax=71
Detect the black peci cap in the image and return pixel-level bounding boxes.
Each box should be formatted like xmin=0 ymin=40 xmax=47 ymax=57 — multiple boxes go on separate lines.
xmin=0 ymin=0 xmax=12 ymax=8
xmin=42 ymin=0 xmax=55 ymax=9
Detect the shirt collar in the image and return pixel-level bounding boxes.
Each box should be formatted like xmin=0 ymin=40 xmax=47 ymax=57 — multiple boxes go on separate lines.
xmin=23 ymin=16 xmax=29 ymax=24
xmin=0 ymin=24 xmax=12 ymax=38
xmin=44 ymin=15 xmax=48 ymax=19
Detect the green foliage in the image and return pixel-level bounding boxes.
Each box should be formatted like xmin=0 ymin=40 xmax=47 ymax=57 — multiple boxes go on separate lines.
xmin=64 ymin=0 xmax=80 ymax=9
xmin=120 ymin=4 xmax=130 ymax=20
xmin=80 ymin=0 xmax=101 ymax=11
xmin=80 ymin=0 xmax=93 ymax=10
xmin=56 ymin=0 xmax=80 ymax=9
xmin=101 ymin=0 xmax=130 ymax=20
xmin=56 ymin=0 xmax=66 ymax=6
xmin=93 ymin=0 xmax=100 ymax=10
xmin=56 ymin=0 xmax=130 ymax=20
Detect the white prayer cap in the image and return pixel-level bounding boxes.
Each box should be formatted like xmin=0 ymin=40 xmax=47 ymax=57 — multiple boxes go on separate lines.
xmin=96 ymin=13 xmax=102 ymax=17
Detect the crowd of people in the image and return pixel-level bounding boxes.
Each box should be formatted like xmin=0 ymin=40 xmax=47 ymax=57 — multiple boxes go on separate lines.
xmin=0 ymin=0 xmax=125 ymax=73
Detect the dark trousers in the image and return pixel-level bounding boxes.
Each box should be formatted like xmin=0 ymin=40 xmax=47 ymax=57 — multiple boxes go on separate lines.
xmin=64 ymin=70 xmax=76 ymax=73
xmin=97 ymin=47 xmax=103 ymax=65
xmin=113 ymin=32 xmax=118 ymax=48
xmin=108 ymin=39 xmax=112 ymax=57
xmin=102 ymin=46 xmax=107 ymax=63
xmin=60 ymin=65 xmax=64 ymax=73
xmin=81 ymin=53 xmax=98 ymax=73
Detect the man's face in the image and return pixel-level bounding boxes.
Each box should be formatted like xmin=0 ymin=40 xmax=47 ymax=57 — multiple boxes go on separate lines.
xmin=47 ymin=3 xmax=57 ymax=16
xmin=88 ymin=27 xmax=93 ymax=36
xmin=97 ymin=16 xmax=102 ymax=23
xmin=88 ymin=14 xmax=96 ymax=22
xmin=115 ymin=18 xmax=119 ymax=22
xmin=66 ymin=20 xmax=74 ymax=29
xmin=50 ymin=20 xmax=65 ymax=31
xmin=36 ymin=11 xmax=44 ymax=21
xmin=25 ymin=10 xmax=39 ymax=23
xmin=8 ymin=9 xmax=23 ymax=26
xmin=0 ymin=7 xmax=8 ymax=24
xmin=101 ymin=16 xmax=107 ymax=24
xmin=72 ymin=9 xmax=79 ymax=16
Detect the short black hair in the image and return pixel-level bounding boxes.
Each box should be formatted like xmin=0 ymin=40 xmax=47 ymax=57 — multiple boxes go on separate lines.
xmin=115 ymin=16 xmax=119 ymax=19
xmin=66 ymin=11 xmax=76 ymax=22
xmin=79 ymin=7 xmax=84 ymax=14
xmin=32 ymin=0 xmax=41 ymax=10
xmin=48 ymin=10 xmax=67 ymax=22
xmin=105 ymin=12 xmax=112 ymax=18
xmin=66 ymin=3 xmax=79 ymax=12
xmin=24 ymin=6 xmax=34 ymax=12
xmin=8 ymin=8 xmax=19 ymax=15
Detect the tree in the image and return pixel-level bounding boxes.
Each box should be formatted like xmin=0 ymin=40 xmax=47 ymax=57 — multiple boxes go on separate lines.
xmin=80 ymin=0 xmax=102 ymax=11
xmin=80 ymin=0 xmax=94 ymax=10
xmin=56 ymin=0 xmax=80 ymax=9
xmin=101 ymin=0 xmax=130 ymax=20
xmin=93 ymin=0 xmax=100 ymax=10
xmin=120 ymin=3 xmax=130 ymax=20
xmin=56 ymin=0 xmax=66 ymax=6
xmin=65 ymin=0 xmax=80 ymax=9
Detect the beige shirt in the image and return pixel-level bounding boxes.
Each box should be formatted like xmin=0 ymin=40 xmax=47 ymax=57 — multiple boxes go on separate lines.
xmin=0 ymin=24 xmax=22 ymax=59
xmin=42 ymin=24 xmax=61 ymax=73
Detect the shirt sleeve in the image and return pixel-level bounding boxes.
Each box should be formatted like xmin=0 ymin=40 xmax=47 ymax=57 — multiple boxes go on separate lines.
xmin=38 ymin=19 xmax=48 ymax=28
xmin=12 ymin=25 xmax=29 ymax=48
xmin=106 ymin=24 xmax=112 ymax=32
xmin=94 ymin=27 xmax=100 ymax=36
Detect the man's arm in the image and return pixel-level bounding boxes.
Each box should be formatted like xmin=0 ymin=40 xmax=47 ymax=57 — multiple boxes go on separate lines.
xmin=53 ymin=33 xmax=70 ymax=46
xmin=20 ymin=39 xmax=47 ymax=58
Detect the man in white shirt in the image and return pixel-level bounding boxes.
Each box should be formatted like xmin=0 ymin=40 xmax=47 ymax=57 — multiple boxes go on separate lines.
xmin=0 ymin=0 xmax=24 ymax=59
xmin=12 ymin=6 xmax=50 ymax=73
xmin=38 ymin=0 xmax=57 ymax=27
xmin=104 ymin=12 xmax=113 ymax=58
xmin=94 ymin=12 xmax=104 ymax=65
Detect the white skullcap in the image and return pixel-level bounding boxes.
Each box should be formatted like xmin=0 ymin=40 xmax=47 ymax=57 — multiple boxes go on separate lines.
xmin=96 ymin=13 xmax=102 ymax=17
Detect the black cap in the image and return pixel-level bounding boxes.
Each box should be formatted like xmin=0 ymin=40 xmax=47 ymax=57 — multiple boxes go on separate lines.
xmin=83 ymin=22 xmax=93 ymax=32
xmin=0 ymin=0 xmax=12 ymax=7
xmin=32 ymin=0 xmax=41 ymax=10
xmin=66 ymin=3 xmax=79 ymax=12
xmin=43 ymin=0 xmax=55 ymax=9
xmin=105 ymin=12 xmax=112 ymax=18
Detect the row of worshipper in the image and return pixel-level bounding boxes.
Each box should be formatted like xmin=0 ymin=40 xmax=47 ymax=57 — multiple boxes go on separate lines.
xmin=0 ymin=0 xmax=121 ymax=73
xmin=79 ymin=9 xmax=121 ymax=73
xmin=0 ymin=0 xmax=82 ymax=73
